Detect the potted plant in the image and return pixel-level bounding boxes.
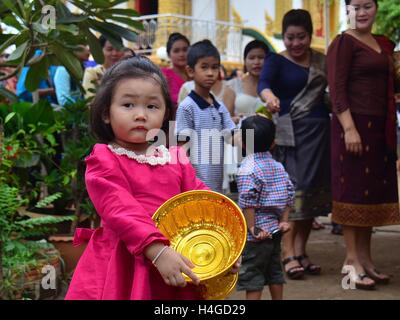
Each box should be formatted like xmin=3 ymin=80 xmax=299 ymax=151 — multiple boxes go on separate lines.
xmin=0 ymin=0 xmax=143 ymax=290
xmin=47 ymin=99 xmax=97 ymax=274
xmin=0 ymin=183 xmax=74 ymax=300
xmin=0 ymin=99 xmax=96 ymax=274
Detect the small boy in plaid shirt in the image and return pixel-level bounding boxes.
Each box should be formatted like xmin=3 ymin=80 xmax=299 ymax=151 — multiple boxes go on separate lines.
xmin=236 ymin=115 xmax=294 ymax=300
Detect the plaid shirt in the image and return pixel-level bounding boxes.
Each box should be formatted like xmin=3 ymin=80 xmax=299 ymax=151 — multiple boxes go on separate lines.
xmin=237 ymin=151 xmax=295 ymax=241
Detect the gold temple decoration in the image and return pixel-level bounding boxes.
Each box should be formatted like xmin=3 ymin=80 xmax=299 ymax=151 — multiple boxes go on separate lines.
xmin=302 ymin=0 xmax=341 ymax=50
xmin=231 ymin=6 xmax=244 ymax=26
xmin=274 ymin=0 xmax=292 ymax=36
xmin=154 ymin=0 xmax=192 ymax=50
xmin=216 ymin=0 xmax=230 ymax=54
xmin=216 ymin=0 xmax=230 ymax=22
xmin=265 ymin=10 xmax=274 ymax=37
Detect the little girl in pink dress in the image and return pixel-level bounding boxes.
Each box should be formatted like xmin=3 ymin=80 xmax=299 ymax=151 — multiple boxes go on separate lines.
xmin=65 ymin=56 xmax=209 ymax=300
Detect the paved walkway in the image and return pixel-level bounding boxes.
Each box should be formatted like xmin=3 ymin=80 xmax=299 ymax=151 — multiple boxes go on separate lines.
xmin=228 ymin=219 xmax=400 ymax=300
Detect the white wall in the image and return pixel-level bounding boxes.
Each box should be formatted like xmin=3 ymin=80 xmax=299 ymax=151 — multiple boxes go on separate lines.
xmin=230 ymin=0 xmax=275 ymax=32
xmin=292 ymin=0 xmax=302 ymax=9
xmin=192 ymin=0 xmax=216 ymax=21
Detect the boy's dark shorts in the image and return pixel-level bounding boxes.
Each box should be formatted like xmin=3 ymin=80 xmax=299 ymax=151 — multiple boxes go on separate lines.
xmin=237 ymin=236 xmax=285 ymax=291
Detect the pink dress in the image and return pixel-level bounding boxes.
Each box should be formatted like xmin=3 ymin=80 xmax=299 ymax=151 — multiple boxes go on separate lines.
xmin=65 ymin=144 xmax=208 ymax=300
xmin=161 ymin=68 xmax=185 ymax=107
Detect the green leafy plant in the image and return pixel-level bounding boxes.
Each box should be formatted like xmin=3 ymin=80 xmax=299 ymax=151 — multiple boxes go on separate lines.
xmin=0 ymin=100 xmax=63 ymax=205
xmin=375 ymin=0 xmax=400 ymax=44
xmin=1 ymin=239 xmax=62 ymax=300
xmin=1 ymin=97 xmax=97 ymax=230
xmin=0 ymin=0 xmax=142 ymax=99
xmin=54 ymin=100 xmax=96 ymax=231
xmin=0 ymin=183 xmax=74 ymax=299
xmin=35 ymin=192 xmax=62 ymax=208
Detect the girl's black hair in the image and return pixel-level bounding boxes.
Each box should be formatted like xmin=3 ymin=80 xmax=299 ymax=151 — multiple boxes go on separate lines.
xmin=243 ymin=40 xmax=270 ymax=73
xmin=166 ymin=32 xmax=190 ymax=56
xmin=244 ymin=40 xmax=270 ymax=60
xmin=282 ymin=9 xmax=314 ymax=37
xmin=241 ymin=115 xmax=275 ymax=154
xmin=90 ymin=55 xmax=173 ymax=143
xmin=345 ymin=0 xmax=378 ymax=5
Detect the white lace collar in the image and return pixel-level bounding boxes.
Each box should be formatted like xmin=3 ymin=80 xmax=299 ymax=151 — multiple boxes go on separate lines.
xmin=108 ymin=144 xmax=171 ymax=166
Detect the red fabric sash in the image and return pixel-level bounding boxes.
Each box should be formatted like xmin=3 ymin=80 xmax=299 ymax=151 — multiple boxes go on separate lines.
xmin=375 ymin=35 xmax=397 ymax=158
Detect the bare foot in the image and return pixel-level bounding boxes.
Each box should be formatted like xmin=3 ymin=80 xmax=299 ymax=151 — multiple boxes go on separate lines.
xmin=363 ymin=265 xmax=390 ymax=284
xmin=342 ymin=262 xmax=376 ymax=289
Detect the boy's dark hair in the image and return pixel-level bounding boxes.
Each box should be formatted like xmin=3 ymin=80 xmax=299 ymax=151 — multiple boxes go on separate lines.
xmin=90 ymin=55 xmax=173 ymax=143
xmin=166 ymin=32 xmax=190 ymax=56
xmin=187 ymin=39 xmax=220 ymax=69
xmin=282 ymin=9 xmax=313 ymax=37
xmin=241 ymin=115 xmax=275 ymax=154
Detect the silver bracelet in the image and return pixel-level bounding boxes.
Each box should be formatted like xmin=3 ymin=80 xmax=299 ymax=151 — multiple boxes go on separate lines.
xmin=152 ymin=246 xmax=169 ymax=266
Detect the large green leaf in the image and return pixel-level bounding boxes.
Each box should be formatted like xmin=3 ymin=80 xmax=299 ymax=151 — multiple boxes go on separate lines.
xmin=24 ymin=99 xmax=55 ymax=128
xmin=57 ymin=24 xmax=80 ymax=35
xmin=105 ymin=16 xmax=144 ymax=31
xmin=1 ymin=13 xmax=23 ymax=30
xmin=0 ymin=34 xmax=18 ymax=54
xmin=87 ymin=20 xmax=124 ymax=49
xmin=0 ymin=34 xmax=14 ymax=44
xmin=87 ymin=0 xmax=112 ymax=8
xmin=54 ymin=1 xmax=72 ymax=19
xmin=101 ymin=8 xmax=139 ymax=17
xmin=13 ymin=29 xmax=30 ymax=47
xmin=7 ymin=41 xmax=29 ymax=61
xmin=90 ymin=20 xmax=137 ymax=42
xmin=4 ymin=112 xmax=16 ymax=124
xmin=2 ymin=0 xmax=21 ymax=18
xmin=83 ymin=27 xmax=104 ymax=64
xmin=10 ymin=101 xmax=32 ymax=118
xmin=4 ymin=30 xmax=30 ymax=65
xmin=25 ymin=56 xmax=49 ymax=92
xmin=31 ymin=21 xmax=51 ymax=35
xmin=57 ymin=14 xmax=89 ymax=24
xmin=47 ymin=54 xmax=62 ymax=66
xmin=0 ymin=87 xmax=18 ymax=103
xmin=51 ymin=42 xmax=83 ymax=80
xmin=110 ymin=0 xmax=131 ymax=6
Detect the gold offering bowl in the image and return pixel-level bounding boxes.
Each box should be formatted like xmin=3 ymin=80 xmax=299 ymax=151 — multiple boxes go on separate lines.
xmin=152 ymin=190 xmax=247 ymax=299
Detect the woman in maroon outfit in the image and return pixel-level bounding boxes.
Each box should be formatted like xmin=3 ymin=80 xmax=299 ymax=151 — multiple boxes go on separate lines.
xmin=327 ymin=0 xmax=400 ymax=290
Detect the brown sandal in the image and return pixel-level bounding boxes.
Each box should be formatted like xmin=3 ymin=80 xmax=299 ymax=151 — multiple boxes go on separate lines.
xmin=296 ymin=254 xmax=321 ymax=275
xmin=365 ymin=268 xmax=390 ymax=285
xmin=353 ymin=273 xmax=376 ymax=290
xmin=282 ymin=256 xmax=304 ymax=280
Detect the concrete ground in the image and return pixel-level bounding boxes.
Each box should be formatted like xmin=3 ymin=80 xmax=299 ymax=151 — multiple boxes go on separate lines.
xmin=228 ymin=218 xmax=400 ymax=300
xmin=55 ymin=217 xmax=400 ymax=300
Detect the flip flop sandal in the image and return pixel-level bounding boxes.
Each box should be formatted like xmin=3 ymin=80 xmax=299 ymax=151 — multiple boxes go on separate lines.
xmin=365 ymin=269 xmax=390 ymax=285
xmin=354 ymin=273 xmax=376 ymax=290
